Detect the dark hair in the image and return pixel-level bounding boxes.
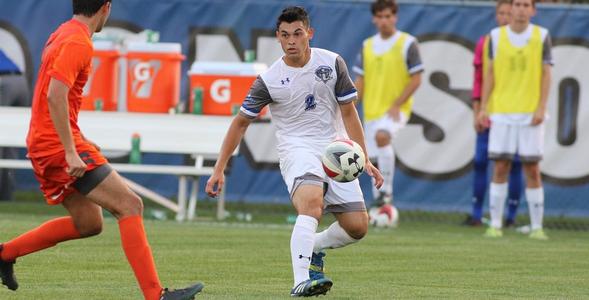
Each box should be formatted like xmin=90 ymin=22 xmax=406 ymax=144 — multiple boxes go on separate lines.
xmin=276 ymin=6 xmax=310 ymax=31
xmin=371 ymin=0 xmax=398 ymax=16
xmin=73 ymin=0 xmax=111 ymax=17
xmin=510 ymin=0 xmax=536 ymax=7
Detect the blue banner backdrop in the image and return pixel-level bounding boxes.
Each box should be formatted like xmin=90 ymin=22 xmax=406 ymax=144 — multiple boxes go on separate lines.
xmin=2 ymin=0 xmax=589 ymax=216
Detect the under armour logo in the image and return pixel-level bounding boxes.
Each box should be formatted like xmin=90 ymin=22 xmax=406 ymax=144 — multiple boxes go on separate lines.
xmin=298 ymin=254 xmax=311 ymax=261
xmin=281 ymin=78 xmax=290 ymax=85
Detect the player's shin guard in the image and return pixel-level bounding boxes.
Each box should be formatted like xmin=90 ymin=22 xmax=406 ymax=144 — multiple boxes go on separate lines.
xmin=290 ymin=215 xmax=318 ymax=287
xmin=377 ymin=144 xmax=394 ymax=198
xmin=118 ymin=216 xmax=162 ymax=300
xmin=489 ymin=183 xmax=508 ymax=229
xmin=526 ymin=187 xmax=544 ymax=230
xmin=313 ymin=222 xmax=358 ymax=253
xmin=0 ymin=217 xmax=81 ymax=261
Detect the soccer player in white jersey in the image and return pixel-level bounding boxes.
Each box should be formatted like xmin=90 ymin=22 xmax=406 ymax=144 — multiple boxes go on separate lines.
xmin=478 ymin=0 xmax=552 ymax=240
xmin=353 ymin=0 xmax=423 ymax=206
xmin=206 ymin=6 xmax=383 ymax=297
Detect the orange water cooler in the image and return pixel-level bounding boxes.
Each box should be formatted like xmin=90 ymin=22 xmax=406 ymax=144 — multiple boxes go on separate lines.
xmin=81 ymin=40 xmax=119 ymax=111
xmin=126 ymin=42 xmax=184 ymax=113
xmin=188 ymin=62 xmax=268 ymax=116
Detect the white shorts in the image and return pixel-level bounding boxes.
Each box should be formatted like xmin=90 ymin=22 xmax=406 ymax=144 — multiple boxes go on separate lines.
xmin=280 ymin=150 xmax=366 ymax=213
xmin=488 ymin=122 xmax=545 ymax=162
xmin=364 ymin=113 xmax=409 ymax=158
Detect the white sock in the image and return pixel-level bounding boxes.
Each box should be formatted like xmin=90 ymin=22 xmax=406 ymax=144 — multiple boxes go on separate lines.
xmin=377 ymin=144 xmax=394 ymax=196
xmin=314 ymin=222 xmax=359 ymax=253
xmin=526 ymin=187 xmax=544 ymax=230
xmin=290 ymin=215 xmax=318 ymax=287
xmin=489 ymin=182 xmax=508 ymax=229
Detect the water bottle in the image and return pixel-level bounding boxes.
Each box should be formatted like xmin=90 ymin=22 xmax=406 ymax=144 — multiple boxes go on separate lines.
xmin=192 ymin=87 xmax=203 ymax=114
xmin=94 ymin=99 xmax=103 ymax=111
xmin=129 ymin=133 xmax=142 ymax=164
xmin=244 ymin=49 xmax=255 ymax=63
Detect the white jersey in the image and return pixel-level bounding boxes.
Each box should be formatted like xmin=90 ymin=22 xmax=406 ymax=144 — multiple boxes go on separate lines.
xmin=240 ymin=48 xmax=358 ymax=159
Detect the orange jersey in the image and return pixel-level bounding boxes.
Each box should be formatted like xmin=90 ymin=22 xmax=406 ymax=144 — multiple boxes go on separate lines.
xmin=26 ymin=19 xmax=93 ymax=158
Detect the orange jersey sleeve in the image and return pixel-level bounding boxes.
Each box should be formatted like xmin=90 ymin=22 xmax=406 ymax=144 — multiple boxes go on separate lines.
xmin=46 ymin=40 xmax=92 ymax=89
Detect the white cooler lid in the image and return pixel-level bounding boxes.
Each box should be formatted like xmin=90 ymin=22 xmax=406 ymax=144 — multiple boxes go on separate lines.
xmin=126 ymin=42 xmax=182 ymax=53
xmin=93 ymin=40 xmax=117 ymax=51
xmin=189 ymin=61 xmax=267 ymax=76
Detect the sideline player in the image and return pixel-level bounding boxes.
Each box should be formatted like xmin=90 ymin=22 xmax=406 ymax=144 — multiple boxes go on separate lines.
xmin=466 ymin=0 xmax=524 ymax=227
xmin=206 ymin=6 xmax=383 ymax=297
xmin=353 ymin=0 xmax=423 ymax=206
xmin=0 ymin=1 xmax=203 ymax=298
xmin=478 ymin=0 xmax=552 ymax=239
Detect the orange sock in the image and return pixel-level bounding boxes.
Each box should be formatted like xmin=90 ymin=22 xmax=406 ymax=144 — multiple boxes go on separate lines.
xmin=0 ymin=217 xmax=81 ymax=262
xmin=119 ymin=215 xmax=162 ymax=300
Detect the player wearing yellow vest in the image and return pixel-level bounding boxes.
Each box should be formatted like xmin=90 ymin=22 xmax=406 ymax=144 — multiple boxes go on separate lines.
xmin=478 ymin=0 xmax=552 ymax=240
xmin=466 ymin=0 xmax=525 ymax=228
xmin=353 ymin=0 xmax=423 ymax=205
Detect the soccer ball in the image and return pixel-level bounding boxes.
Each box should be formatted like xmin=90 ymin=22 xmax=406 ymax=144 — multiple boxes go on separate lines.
xmin=322 ymin=139 xmax=366 ymax=182
xmin=369 ymin=204 xmax=399 ymax=228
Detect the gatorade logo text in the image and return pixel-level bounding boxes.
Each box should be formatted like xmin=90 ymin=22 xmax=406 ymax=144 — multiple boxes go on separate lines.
xmin=211 ymin=79 xmax=231 ymax=103
xmin=130 ymin=59 xmax=161 ymax=98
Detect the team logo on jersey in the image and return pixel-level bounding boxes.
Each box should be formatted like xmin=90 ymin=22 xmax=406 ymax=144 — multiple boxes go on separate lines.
xmin=315 ymin=65 xmax=333 ymax=83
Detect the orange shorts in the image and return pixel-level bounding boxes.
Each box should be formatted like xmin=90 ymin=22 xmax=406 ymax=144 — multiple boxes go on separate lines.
xmin=29 ymin=143 xmax=108 ymax=205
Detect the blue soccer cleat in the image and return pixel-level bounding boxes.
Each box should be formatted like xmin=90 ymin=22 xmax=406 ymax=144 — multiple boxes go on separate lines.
xmin=290 ymin=278 xmax=333 ymax=297
xmin=309 ymin=252 xmax=326 ymax=280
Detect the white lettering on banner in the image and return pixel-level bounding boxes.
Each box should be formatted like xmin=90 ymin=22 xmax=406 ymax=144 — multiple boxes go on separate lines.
xmin=0 ymin=28 xmax=26 ymax=73
xmin=395 ymin=40 xmax=475 ymax=176
xmin=543 ymin=45 xmax=589 ymax=183
xmin=210 ymin=79 xmax=231 ymax=103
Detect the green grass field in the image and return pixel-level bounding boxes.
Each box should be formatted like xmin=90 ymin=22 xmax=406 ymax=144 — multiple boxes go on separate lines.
xmin=1 ymin=203 xmax=588 ymax=299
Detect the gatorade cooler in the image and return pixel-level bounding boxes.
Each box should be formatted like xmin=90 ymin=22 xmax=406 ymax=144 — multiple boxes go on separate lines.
xmin=126 ymin=42 xmax=184 ymax=113
xmin=81 ymin=40 xmax=119 ymax=111
xmin=188 ymin=62 xmax=268 ymax=116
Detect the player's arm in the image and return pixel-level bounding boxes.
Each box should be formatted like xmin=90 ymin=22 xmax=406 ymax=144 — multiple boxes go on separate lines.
xmin=533 ymin=64 xmax=551 ymax=126
xmin=206 ymin=114 xmax=253 ymax=197
xmin=354 ymin=75 xmax=364 ymax=102
xmin=389 ymin=41 xmax=423 ymax=120
xmin=340 ymin=102 xmax=383 ymax=188
xmin=533 ymin=34 xmax=553 ymax=126
xmin=46 ymin=42 xmax=92 ymax=178
xmin=206 ymin=76 xmax=271 ymax=197
xmin=479 ymin=37 xmax=494 ymax=129
xmin=336 ymin=55 xmax=383 ymax=188
xmin=472 ymin=36 xmax=486 ymax=132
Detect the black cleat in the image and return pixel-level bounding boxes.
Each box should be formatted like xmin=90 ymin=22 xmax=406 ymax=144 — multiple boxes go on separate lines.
xmin=462 ymin=215 xmax=482 ymax=227
xmin=0 ymin=244 xmax=18 ymax=291
xmin=290 ymin=278 xmax=333 ymax=297
xmin=160 ymin=282 xmax=204 ymax=300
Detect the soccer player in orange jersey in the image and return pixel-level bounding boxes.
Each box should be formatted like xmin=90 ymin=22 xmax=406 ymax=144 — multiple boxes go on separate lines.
xmin=0 ymin=1 xmax=202 ymax=299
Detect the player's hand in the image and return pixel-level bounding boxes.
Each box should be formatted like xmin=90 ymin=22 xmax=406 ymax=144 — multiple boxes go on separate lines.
xmin=473 ymin=113 xmax=485 ymax=132
xmin=206 ymin=170 xmax=225 ymax=198
xmin=531 ymin=109 xmax=545 ymax=126
xmin=65 ymin=151 xmax=87 ymax=178
xmin=388 ymin=104 xmax=401 ymax=122
xmin=365 ymin=160 xmax=383 ymax=189
xmin=477 ymin=110 xmax=490 ymax=129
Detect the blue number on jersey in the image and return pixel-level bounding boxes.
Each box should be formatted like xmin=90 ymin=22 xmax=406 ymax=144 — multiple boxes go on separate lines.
xmin=304 ymin=94 xmax=316 ymax=111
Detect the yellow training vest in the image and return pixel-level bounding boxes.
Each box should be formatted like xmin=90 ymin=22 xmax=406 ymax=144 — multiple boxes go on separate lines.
xmin=489 ymin=25 xmax=543 ymax=114
xmin=362 ymin=33 xmax=413 ymax=121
